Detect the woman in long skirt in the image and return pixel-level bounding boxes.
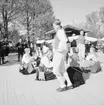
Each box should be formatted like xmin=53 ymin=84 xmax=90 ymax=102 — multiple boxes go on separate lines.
xmin=52 ymin=19 xmax=72 ymax=92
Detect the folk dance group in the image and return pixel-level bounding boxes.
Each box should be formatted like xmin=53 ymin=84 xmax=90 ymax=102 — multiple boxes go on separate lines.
xmin=20 ymin=19 xmax=101 ymax=92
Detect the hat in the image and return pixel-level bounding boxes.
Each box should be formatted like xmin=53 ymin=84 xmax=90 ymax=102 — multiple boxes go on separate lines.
xmin=43 ymin=46 xmax=49 ymax=54
xmin=53 ymin=19 xmax=61 ymax=26
xmin=25 ymin=48 xmax=30 ymax=52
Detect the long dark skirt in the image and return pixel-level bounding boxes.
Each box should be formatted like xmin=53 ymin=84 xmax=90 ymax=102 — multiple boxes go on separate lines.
xmin=67 ymin=67 xmax=85 ymax=88
xmin=4 ymin=47 xmax=9 ymax=56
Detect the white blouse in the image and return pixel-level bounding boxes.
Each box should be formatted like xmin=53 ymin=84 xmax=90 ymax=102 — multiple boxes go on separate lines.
xmin=41 ymin=56 xmax=53 ymax=68
xmin=22 ymin=53 xmax=32 ymax=64
xmin=52 ymin=28 xmax=68 ymax=53
xmin=86 ymin=53 xmax=98 ymax=62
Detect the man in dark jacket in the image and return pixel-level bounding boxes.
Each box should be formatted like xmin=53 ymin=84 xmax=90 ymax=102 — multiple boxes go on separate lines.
xmin=3 ymin=38 xmax=10 ymax=62
xmin=0 ymin=40 xmax=4 ymax=64
xmin=16 ymin=39 xmax=25 ymax=62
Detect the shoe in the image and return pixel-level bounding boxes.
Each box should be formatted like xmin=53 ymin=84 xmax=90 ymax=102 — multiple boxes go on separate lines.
xmin=73 ymin=84 xmax=79 ymax=88
xmin=35 ymin=78 xmax=39 ymax=81
xmin=67 ymin=85 xmax=73 ymax=90
xmin=56 ymin=87 xmax=67 ymax=92
xmin=80 ymin=81 xmax=85 ymax=85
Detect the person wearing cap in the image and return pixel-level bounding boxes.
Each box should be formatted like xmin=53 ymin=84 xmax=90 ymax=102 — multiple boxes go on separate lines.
xmin=52 ymin=19 xmax=72 ymax=92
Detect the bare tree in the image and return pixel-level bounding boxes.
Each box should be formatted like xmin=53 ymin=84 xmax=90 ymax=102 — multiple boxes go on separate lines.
xmin=18 ymin=0 xmax=55 ymax=39
xmin=99 ymin=7 xmax=104 ymax=34
xmin=0 ymin=0 xmax=22 ymax=38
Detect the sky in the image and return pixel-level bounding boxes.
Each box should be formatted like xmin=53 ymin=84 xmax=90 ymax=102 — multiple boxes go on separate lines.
xmin=50 ymin=0 xmax=104 ymax=26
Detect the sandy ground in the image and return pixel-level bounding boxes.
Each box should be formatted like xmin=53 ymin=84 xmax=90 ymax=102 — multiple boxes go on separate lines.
xmin=0 ymin=52 xmax=104 ymax=105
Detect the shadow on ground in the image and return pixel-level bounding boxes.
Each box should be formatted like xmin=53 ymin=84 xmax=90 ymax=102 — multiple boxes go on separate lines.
xmin=0 ymin=60 xmax=20 ymax=67
xmin=0 ymin=53 xmax=20 ymax=67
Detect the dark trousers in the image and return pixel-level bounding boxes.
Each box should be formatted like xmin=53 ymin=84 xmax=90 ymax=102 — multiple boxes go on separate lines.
xmin=0 ymin=57 xmax=4 ymax=64
xmin=35 ymin=68 xmax=39 ymax=80
xmin=18 ymin=52 xmax=23 ymax=61
xmin=0 ymin=49 xmax=4 ymax=64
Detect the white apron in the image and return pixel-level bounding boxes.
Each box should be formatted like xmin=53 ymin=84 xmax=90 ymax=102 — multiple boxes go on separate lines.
xmin=52 ymin=28 xmax=68 ymax=76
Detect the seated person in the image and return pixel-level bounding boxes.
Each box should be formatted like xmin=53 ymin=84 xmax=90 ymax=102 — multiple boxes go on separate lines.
xmin=80 ymin=47 xmax=101 ymax=73
xmin=66 ymin=45 xmax=85 ymax=88
xmin=67 ymin=46 xmax=80 ymax=68
xmin=31 ymin=51 xmax=40 ymax=69
xmin=86 ymin=47 xmax=98 ymax=61
xmin=20 ymin=48 xmax=35 ymax=74
xmin=36 ymin=47 xmax=43 ymax=58
xmin=41 ymin=47 xmax=53 ymax=69
xmin=35 ymin=46 xmax=53 ymax=80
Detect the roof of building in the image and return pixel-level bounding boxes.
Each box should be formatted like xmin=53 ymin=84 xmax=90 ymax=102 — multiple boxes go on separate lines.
xmin=45 ymin=24 xmax=90 ymax=35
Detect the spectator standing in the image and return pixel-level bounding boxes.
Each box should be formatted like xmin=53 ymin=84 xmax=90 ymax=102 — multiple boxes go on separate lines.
xmin=25 ymin=37 xmax=33 ymax=56
xmin=3 ymin=38 xmax=10 ymax=62
xmin=77 ymin=30 xmax=85 ymax=61
xmin=0 ymin=40 xmax=4 ymax=65
xmin=16 ymin=39 xmax=25 ymax=62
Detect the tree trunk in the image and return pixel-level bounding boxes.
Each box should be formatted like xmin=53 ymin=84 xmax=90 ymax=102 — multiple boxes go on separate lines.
xmin=26 ymin=0 xmax=30 ymax=36
xmin=1 ymin=3 xmax=8 ymax=39
xmin=26 ymin=10 xmax=29 ymax=36
xmin=4 ymin=10 xmax=8 ymax=39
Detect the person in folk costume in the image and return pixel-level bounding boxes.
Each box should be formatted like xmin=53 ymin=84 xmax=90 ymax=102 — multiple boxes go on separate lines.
xmin=71 ymin=33 xmax=77 ymax=52
xmin=77 ymin=30 xmax=85 ymax=61
xmin=35 ymin=46 xmax=53 ymax=80
xmin=82 ymin=46 xmax=101 ymax=73
xmin=24 ymin=37 xmax=33 ymax=56
xmin=85 ymin=33 xmax=92 ymax=56
xmin=24 ymin=37 xmax=29 ymax=48
xmin=41 ymin=45 xmax=53 ymax=69
xmin=21 ymin=48 xmax=35 ymax=74
xmin=27 ymin=37 xmax=33 ymax=56
xmin=52 ymin=19 xmax=72 ymax=92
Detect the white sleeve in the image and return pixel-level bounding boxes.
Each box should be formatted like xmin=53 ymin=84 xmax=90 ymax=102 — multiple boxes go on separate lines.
xmin=86 ymin=54 xmax=93 ymax=60
xmin=41 ymin=57 xmax=53 ymax=68
xmin=57 ymin=29 xmax=67 ymax=42
xmin=22 ymin=54 xmax=31 ymax=64
xmin=22 ymin=55 xmax=27 ymax=64
xmin=92 ymin=55 xmax=98 ymax=62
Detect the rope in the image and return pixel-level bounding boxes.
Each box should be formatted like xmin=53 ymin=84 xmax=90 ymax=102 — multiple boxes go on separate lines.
xmin=70 ymin=67 xmax=83 ymax=73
